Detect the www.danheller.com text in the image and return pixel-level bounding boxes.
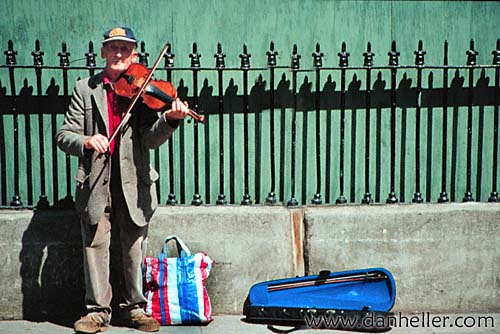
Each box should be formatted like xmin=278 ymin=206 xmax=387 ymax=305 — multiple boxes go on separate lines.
xmin=304 ymin=312 xmax=495 ymax=329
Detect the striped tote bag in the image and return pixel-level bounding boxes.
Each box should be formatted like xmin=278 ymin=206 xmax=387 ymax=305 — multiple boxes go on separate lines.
xmin=143 ymin=235 xmax=213 ymax=325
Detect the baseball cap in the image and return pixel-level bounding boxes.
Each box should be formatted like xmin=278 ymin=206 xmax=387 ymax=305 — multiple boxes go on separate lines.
xmin=102 ymin=27 xmax=137 ymax=44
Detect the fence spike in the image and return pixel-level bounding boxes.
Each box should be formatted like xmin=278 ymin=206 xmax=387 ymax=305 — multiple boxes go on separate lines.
xmin=214 ymin=42 xmax=226 ymax=69
xmin=388 ymin=40 xmax=400 ymax=66
xmin=239 ymin=44 xmax=251 ymax=69
xmin=58 ymin=42 xmax=70 ymax=67
xmin=312 ymin=42 xmax=323 ymax=68
xmin=85 ymin=41 xmax=96 ymax=68
xmin=363 ymin=42 xmax=375 ymax=67
xmin=32 ymin=40 xmax=44 ymax=67
xmin=466 ymin=39 xmax=478 ymax=66
xmin=266 ymin=41 xmax=278 ymax=67
xmin=189 ymin=42 xmax=201 ymax=68
xmin=4 ymin=40 xmax=17 ymax=65
xmin=267 ymin=41 xmax=278 ymax=67
xmin=338 ymin=41 xmax=349 ymax=67
xmin=492 ymin=38 xmax=500 ymax=65
xmin=138 ymin=41 xmax=149 ymax=66
xmin=290 ymin=44 xmax=301 ymax=70
xmin=414 ymin=40 xmax=426 ymax=66
xmin=163 ymin=42 xmax=175 ymax=68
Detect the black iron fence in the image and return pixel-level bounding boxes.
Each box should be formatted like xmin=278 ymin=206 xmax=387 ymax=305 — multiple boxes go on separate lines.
xmin=0 ymin=38 xmax=499 ymax=208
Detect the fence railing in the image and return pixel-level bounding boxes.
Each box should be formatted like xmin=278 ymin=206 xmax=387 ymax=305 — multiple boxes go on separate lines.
xmin=0 ymin=38 xmax=499 ymax=208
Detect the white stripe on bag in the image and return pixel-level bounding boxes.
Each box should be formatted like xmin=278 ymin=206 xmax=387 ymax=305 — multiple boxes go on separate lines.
xmin=145 ymin=258 xmax=153 ymax=315
xmin=167 ymin=258 xmax=182 ymax=324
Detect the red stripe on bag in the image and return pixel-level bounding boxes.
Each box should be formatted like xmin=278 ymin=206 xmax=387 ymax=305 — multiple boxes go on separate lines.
xmin=200 ymin=254 xmax=212 ymax=321
xmin=151 ymin=258 xmax=162 ymax=323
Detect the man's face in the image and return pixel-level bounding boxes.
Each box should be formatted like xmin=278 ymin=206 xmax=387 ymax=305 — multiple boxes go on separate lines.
xmin=101 ymin=40 xmax=138 ymax=78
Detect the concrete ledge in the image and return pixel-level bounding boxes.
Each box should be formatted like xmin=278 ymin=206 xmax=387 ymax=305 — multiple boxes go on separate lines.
xmin=0 ymin=206 xmax=298 ymax=319
xmin=0 ymin=203 xmax=498 ymax=320
xmin=146 ymin=206 xmax=299 ymax=314
xmin=304 ymin=203 xmax=500 ymax=313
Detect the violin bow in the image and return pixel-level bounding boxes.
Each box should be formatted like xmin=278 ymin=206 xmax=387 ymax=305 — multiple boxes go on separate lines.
xmin=106 ymin=42 xmax=170 ymax=149
xmin=267 ymin=272 xmax=387 ymax=292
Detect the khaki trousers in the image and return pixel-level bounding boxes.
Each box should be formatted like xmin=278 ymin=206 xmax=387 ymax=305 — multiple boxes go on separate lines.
xmin=80 ymin=154 xmax=148 ymax=322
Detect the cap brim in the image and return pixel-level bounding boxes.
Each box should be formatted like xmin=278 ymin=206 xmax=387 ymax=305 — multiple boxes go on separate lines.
xmin=102 ymin=36 xmax=137 ymax=44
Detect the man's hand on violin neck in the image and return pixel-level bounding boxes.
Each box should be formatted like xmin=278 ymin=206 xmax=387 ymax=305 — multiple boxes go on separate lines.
xmin=164 ymin=98 xmax=190 ymax=121
xmin=84 ymin=134 xmax=109 ymax=153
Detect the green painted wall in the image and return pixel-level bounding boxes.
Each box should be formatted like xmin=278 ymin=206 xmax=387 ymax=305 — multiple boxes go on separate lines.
xmin=2 ymin=1 xmax=499 ymax=66
xmin=1 ymin=0 xmax=499 ymax=205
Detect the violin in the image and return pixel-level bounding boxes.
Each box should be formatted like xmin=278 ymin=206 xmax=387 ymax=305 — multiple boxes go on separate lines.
xmin=114 ymin=62 xmax=205 ymax=123
xmin=102 ymin=43 xmax=205 ymax=154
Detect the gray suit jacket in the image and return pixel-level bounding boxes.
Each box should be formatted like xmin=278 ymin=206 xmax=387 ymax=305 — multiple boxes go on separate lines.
xmin=56 ymin=71 xmax=178 ymax=227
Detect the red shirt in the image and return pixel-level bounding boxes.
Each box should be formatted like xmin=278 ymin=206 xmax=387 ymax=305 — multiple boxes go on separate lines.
xmin=103 ymin=75 xmax=124 ymax=156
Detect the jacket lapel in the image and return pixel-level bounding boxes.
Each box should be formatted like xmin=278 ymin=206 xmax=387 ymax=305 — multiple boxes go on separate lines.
xmin=89 ymin=72 xmax=109 ymax=136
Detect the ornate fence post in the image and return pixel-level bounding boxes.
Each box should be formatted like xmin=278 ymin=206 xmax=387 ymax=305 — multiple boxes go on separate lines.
xmin=489 ymin=39 xmax=500 ymax=202
xmin=33 ymin=42 xmax=48 ymax=208
xmin=287 ymin=44 xmax=300 ymax=207
xmin=336 ymin=42 xmax=349 ymax=204
xmin=386 ymin=41 xmax=400 ymax=204
xmin=438 ymin=41 xmax=450 ymax=203
xmin=214 ymin=42 xmax=227 ymax=205
xmin=240 ymin=44 xmax=252 ymax=205
xmin=265 ymin=41 xmax=278 ymax=204
xmin=3 ymin=41 xmax=18 ymax=206
xmin=412 ymin=40 xmax=426 ymax=203
xmin=311 ymin=42 xmax=323 ymax=205
xmin=463 ymin=39 xmax=478 ymax=202
xmin=362 ymin=42 xmax=375 ymax=204
xmin=58 ymin=41 xmax=75 ymax=208
xmin=162 ymin=43 xmax=179 ymax=205
xmin=189 ymin=43 xmax=203 ymax=205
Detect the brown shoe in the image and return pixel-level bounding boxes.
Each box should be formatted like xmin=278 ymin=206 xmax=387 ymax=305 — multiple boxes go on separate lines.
xmin=74 ymin=313 xmax=110 ymax=333
xmin=122 ymin=312 xmax=160 ymax=332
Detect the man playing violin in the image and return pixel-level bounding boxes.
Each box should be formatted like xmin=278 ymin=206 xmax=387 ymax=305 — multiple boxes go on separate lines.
xmin=57 ymin=27 xmax=190 ymax=333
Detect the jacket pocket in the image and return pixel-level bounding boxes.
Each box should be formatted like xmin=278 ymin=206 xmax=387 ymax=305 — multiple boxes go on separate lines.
xmin=74 ymin=167 xmax=89 ymax=187
xmin=74 ymin=167 xmax=90 ymax=214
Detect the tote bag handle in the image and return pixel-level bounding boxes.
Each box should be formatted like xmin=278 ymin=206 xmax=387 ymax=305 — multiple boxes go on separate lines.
xmin=161 ymin=235 xmax=192 ymax=258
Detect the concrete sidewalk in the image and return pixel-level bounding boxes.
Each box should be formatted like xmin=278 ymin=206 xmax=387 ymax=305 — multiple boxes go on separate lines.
xmin=0 ymin=314 xmax=498 ymax=334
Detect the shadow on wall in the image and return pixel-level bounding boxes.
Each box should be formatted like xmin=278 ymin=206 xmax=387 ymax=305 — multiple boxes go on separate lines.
xmin=18 ymin=209 xmax=142 ymax=325
xmin=19 ymin=209 xmax=85 ymax=325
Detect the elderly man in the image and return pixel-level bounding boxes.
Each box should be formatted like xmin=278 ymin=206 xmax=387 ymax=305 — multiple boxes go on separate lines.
xmin=57 ymin=26 xmax=190 ymax=333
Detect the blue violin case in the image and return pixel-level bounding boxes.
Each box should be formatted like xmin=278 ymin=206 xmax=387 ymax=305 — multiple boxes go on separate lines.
xmin=243 ymin=268 xmax=396 ymax=332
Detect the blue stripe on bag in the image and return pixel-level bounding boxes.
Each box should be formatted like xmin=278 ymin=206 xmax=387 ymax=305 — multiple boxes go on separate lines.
xmin=159 ymin=254 xmax=167 ymax=325
xmin=178 ymin=256 xmax=201 ymax=323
